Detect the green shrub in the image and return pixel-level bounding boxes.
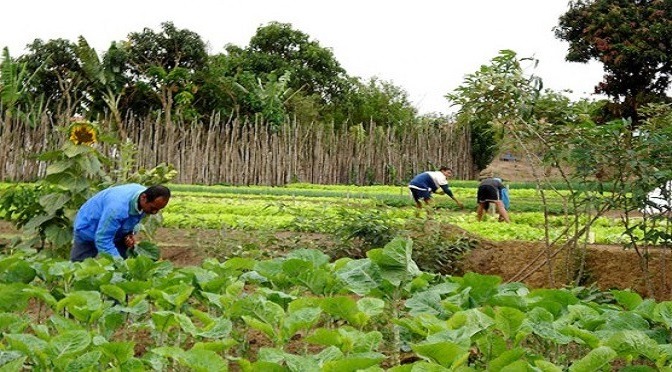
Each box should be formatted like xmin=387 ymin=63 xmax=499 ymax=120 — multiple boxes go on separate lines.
xmin=401 ymin=219 xmax=478 ymax=275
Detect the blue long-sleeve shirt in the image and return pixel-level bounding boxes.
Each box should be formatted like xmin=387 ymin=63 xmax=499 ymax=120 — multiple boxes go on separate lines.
xmin=73 ymin=184 xmax=146 ymax=257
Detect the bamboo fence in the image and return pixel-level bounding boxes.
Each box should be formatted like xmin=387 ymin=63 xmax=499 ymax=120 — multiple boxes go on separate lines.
xmin=0 ymin=115 xmax=474 ymax=185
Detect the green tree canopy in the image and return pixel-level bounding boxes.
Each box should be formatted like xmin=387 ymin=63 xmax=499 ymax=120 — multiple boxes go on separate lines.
xmin=341 ymin=76 xmax=418 ymax=128
xmin=17 ymin=38 xmax=84 ymax=118
xmin=446 ymin=50 xmax=542 ymax=172
xmin=123 ymin=21 xmax=208 ymax=123
xmin=554 ymin=0 xmax=672 ymax=125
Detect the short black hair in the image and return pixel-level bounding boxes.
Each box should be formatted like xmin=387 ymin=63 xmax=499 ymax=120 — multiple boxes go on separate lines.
xmin=439 ymin=166 xmax=452 ymax=172
xmin=143 ymin=185 xmax=171 ymax=201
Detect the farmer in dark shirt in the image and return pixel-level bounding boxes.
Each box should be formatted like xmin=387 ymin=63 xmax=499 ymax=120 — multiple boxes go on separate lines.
xmin=476 ymin=177 xmax=510 ymax=222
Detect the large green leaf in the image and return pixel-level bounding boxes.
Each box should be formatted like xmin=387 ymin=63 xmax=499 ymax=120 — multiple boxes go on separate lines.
xmin=97 ymin=341 xmax=135 ymax=364
xmin=494 ymin=306 xmax=525 ymax=340
xmin=560 ymin=325 xmax=600 ymax=349
xmin=76 ymin=155 xmax=103 ymax=177
xmin=533 ymin=360 xmax=563 ymax=372
xmin=367 ymin=237 xmax=420 ymax=287
xmin=0 ymin=284 xmax=31 ymax=312
xmin=335 ymin=259 xmax=381 ymax=296
xmin=304 ymin=328 xmax=342 ymax=347
xmin=284 ymin=353 xmax=321 ymax=372
xmin=0 ymin=313 xmax=28 ymax=334
xmin=528 ymin=288 xmax=580 ymax=309
xmin=4 ymin=333 xmax=48 ymax=364
xmin=151 ymin=311 xmax=178 ymax=332
xmin=653 ymin=302 xmax=672 ymax=329
xmin=61 ymin=143 xmax=94 ymax=158
xmin=597 ymin=311 xmax=650 ymax=334
xmin=406 ymin=291 xmax=444 ymax=317
xmin=285 ymin=248 xmax=330 ymax=266
xmin=321 ymin=296 xmax=365 ymax=327
xmin=131 ymin=241 xmax=161 ymax=261
xmin=411 ymin=341 xmax=469 ymax=368
xmin=0 ymin=258 xmax=36 ymax=284
xmin=45 ymin=161 xmax=72 ymax=176
xmin=175 ymin=313 xmax=197 ymax=336
xmin=195 ymin=318 xmax=233 ymax=339
xmin=357 ymin=297 xmax=385 ymax=318
xmin=242 ymin=316 xmax=276 ymax=342
xmin=22 ymin=214 xmax=52 ymax=232
xmin=0 ymin=356 xmax=27 ymax=372
xmin=603 ymin=330 xmax=660 ymax=361
xmin=446 ymin=308 xmax=495 ymax=339
xmin=321 ymin=352 xmax=385 ymax=372
xmin=567 ymin=346 xmax=616 ymax=372
xmin=346 ymin=329 xmax=383 ymax=353
xmin=56 ymin=291 xmax=104 ymax=323
xmin=282 ymin=307 xmax=322 ymax=342
xmin=47 ymin=330 xmax=91 ymax=358
xmin=611 ymin=290 xmax=643 ymax=311
xmin=522 ymin=307 xmax=573 ymax=344
xmin=457 ymin=272 xmax=501 ymax=306
xmin=56 ymin=176 xmax=91 ymax=193
xmin=155 ymin=283 xmax=194 ymax=309
xmin=180 ymin=348 xmax=228 ymax=371
xmin=0 ymin=351 xmax=24 ymax=369
xmin=100 ymin=284 xmax=126 ymax=304
xmin=44 ymin=224 xmax=73 ymax=248
xmin=487 ymin=348 xmax=527 ymax=372
xmin=115 ymin=280 xmax=152 ymax=295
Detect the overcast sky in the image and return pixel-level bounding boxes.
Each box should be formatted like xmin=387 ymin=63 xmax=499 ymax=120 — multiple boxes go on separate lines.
xmin=1 ymin=0 xmax=605 ymax=115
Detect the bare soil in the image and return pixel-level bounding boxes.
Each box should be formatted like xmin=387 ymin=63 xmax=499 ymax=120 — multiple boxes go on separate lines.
xmin=480 ymin=156 xmax=566 ymax=182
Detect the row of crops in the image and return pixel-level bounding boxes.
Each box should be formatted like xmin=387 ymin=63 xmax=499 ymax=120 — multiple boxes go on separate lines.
xmin=161 ymin=182 xmax=636 ymax=245
xmin=0 ymin=237 xmax=670 ymax=370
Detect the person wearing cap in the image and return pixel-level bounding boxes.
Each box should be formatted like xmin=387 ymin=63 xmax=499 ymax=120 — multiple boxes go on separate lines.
xmin=70 ymin=184 xmax=171 ymax=262
xmin=476 ymin=177 xmax=510 ymax=222
xmin=408 ymin=166 xmax=464 ymax=211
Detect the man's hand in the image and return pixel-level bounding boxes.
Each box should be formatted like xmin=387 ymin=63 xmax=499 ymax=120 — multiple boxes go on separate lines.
xmin=123 ymin=234 xmax=136 ymax=248
xmin=456 ymin=200 xmax=464 ymax=209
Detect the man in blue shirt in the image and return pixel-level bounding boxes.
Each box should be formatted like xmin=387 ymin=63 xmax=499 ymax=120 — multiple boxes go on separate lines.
xmin=70 ymin=184 xmax=171 ymax=262
xmin=408 ymin=166 xmax=463 ymax=210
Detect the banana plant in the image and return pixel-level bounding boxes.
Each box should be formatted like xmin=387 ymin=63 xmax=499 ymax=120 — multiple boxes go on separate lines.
xmin=74 ymin=37 xmax=126 ymax=138
xmin=0 ymin=47 xmax=44 ymax=119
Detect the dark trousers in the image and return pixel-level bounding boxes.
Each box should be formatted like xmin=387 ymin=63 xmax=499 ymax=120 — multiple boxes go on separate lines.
xmin=70 ymin=238 xmax=129 ymax=262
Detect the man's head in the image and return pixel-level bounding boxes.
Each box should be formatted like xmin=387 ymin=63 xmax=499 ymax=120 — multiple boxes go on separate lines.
xmin=139 ymin=185 xmax=171 ymax=215
xmin=439 ymin=166 xmax=453 ymax=178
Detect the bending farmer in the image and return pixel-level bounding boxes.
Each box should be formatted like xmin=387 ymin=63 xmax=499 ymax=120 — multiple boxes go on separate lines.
xmin=476 ymin=177 xmax=510 ymax=223
xmin=408 ymin=166 xmax=463 ymax=210
xmin=70 ymin=184 xmax=171 ymax=262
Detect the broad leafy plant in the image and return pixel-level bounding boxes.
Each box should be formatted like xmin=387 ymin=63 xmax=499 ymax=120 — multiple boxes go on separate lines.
xmin=0 ymin=120 xmax=111 ymax=256
xmin=0 ymin=119 xmax=176 ymax=258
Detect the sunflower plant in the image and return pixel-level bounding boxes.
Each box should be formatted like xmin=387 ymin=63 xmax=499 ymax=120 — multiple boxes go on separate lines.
xmin=0 ymin=120 xmax=112 ymax=256
xmin=0 ymin=119 xmax=176 ymax=258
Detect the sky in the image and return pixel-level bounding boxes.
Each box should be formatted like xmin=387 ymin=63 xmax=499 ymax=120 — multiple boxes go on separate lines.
xmin=1 ymin=0 xmax=606 ymax=115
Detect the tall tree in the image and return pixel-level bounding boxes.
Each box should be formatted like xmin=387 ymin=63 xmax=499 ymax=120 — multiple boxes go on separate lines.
xmin=340 ymin=76 xmax=418 ymax=128
xmin=554 ymin=0 xmax=672 ymax=125
xmin=124 ymin=21 xmax=208 ymax=124
xmin=17 ymin=38 xmax=84 ymax=119
xmin=225 ymin=22 xmax=350 ymax=119
xmin=446 ymin=50 xmax=542 ymax=172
